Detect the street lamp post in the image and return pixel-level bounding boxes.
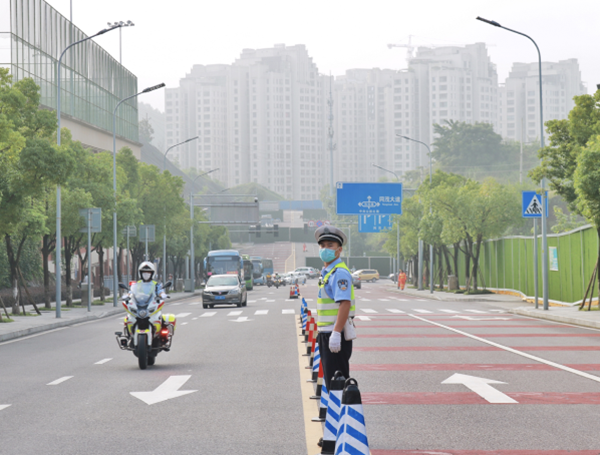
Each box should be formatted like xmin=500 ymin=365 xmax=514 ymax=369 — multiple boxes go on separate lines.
xmin=372 ymin=164 xmax=402 ymax=277
xmin=397 ymin=134 xmax=434 ymax=294
xmin=162 ymin=137 xmax=199 ymax=284
xmin=476 ymin=16 xmax=548 ymax=310
xmin=189 ymin=168 xmax=218 ymax=288
xmin=55 ymin=23 xmax=122 ymax=318
xmin=112 ymin=83 xmax=165 ymax=306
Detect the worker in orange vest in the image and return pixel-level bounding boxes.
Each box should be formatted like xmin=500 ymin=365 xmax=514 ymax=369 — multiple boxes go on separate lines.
xmin=397 ymin=269 xmax=407 ymax=290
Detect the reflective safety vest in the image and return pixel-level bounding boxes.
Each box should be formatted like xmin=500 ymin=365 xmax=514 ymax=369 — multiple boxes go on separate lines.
xmin=317 ymin=262 xmax=355 ymax=328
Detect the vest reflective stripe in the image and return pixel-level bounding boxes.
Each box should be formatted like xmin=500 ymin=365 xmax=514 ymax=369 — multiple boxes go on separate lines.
xmin=317 ymin=262 xmax=355 ymax=327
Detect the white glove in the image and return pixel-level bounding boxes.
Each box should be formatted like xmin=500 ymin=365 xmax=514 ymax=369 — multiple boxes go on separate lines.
xmin=329 ymin=331 xmax=342 ymax=353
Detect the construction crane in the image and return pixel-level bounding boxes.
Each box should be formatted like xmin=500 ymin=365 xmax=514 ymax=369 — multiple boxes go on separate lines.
xmin=387 ymin=36 xmax=481 ymax=64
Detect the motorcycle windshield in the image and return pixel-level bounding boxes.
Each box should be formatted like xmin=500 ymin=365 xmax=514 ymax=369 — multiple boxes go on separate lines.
xmin=131 ymin=282 xmax=154 ymax=308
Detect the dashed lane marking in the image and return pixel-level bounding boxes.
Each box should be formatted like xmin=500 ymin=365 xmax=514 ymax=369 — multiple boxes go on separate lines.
xmin=282 ymin=309 xmax=295 ymax=314
xmin=200 ymin=312 xmax=216 ymax=317
xmin=182 ymin=322 xmax=188 ymax=325
xmin=94 ymin=358 xmax=112 ymax=365
xmin=465 ymin=310 xmax=488 ymax=314
xmin=440 ymin=309 xmax=461 ymax=314
xmin=356 ymin=316 xmax=372 ymax=321
xmin=227 ymin=311 xmax=243 ymax=316
xmin=171 ymin=302 xmax=183 ymax=306
xmin=379 ymin=299 xmax=391 ymax=302
xmin=189 ymin=302 xmax=201 ymax=305
xmin=0 ymin=405 xmax=10 ymax=411
xmin=175 ymin=313 xmax=192 ymax=318
xmin=360 ymin=298 xmax=372 ymax=302
xmin=361 ymin=309 xmax=378 ymax=314
xmin=413 ymin=309 xmax=433 ymax=314
xmin=416 ymin=299 xmax=429 ymax=302
xmin=266 ymin=300 xmax=275 ymax=302
xmin=255 ymin=310 xmax=269 ymax=315
xmin=248 ymin=300 xmax=257 ymax=303
xmin=192 ymin=317 xmax=198 ymax=320
xmin=47 ymin=376 xmax=73 ymax=386
xmin=387 ymin=309 xmax=406 ymax=314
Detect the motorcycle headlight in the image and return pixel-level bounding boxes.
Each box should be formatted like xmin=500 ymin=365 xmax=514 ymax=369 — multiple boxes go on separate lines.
xmin=138 ymin=309 xmax=148 ymax=318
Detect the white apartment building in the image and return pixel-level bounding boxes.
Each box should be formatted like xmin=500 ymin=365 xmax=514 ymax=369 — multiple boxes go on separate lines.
xmin=165 ymin=44 xmax=325 ymax=200
xmin=498 ymin=59 xmax=585 ymax=144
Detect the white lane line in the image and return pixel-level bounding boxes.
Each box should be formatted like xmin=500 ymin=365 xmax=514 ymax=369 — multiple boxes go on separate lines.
xmin=266 ymin=300 xmax=275 ymax=302
xmin=413 ymin=309 xmax=433 ymax=314
xmin=189 ymin=302 xmax=201 ymax=306
xmin=0 ymin=327 xmax=67 ymax=346
xmin=228 ymin=311 xmax=243 ymax=316
xmin=282 ymin=309 xmax=295 ymax=314
xmin=268 ymin=292 xmax=274 ymax=295
xmin=171 ymin=302 xmax=183 ymax=306
xmin=94 ymin=358 xmax=112 ymax=365
xmin=360 ymin=298 xmax=372 ymax=302
xmin=489 ymin=310 xmax=506 ymax=313
xmin=361 ymin=309 xmax=378 ymax=314
xmin=47 ymin=376 xmax=73 ymax=386
xmin=305 ymin=299 xmax=314 ymax=302
xmin=200 ymin=312 xmax=216 ymax=318
xmin=465 ymin=310 xmax=488 ymax=314
xmin=192 ymin=317 xmax=198 ymax=320
xmin=387 ymin=309 xmax=406 ymax=314
xmin=355 ymin=316 xmax=371 ymax=321
xmin=175 ymin=313 xmax=192 ymax=318
xmin=416 ymin=299 xmax=429 ymax=302
xmin=379 ymin=299 xmax=391 ymax=302
xmin=439 ymin=309 xmax=461 ymax=314
xmin=255 ymin=310 xmax=268 ymax=315
xmin=248 ymin=300 xmax=257 ymax=303
xmin=0 ymin=405 xmax=10 ymax=411
xmin=410 ymin=314 xmax=600 ymax=385
xmin=397 ymin=299 xmax=409 ymax=301
xmin=182 ymin=322 xmax=188 ymax=325
xmin=285 ymin=299 xmax=294 ymax=302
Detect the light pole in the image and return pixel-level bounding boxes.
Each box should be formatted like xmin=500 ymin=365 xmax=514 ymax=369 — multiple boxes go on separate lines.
xmin=55 ymin=23 xmax=122 ymax=318
xmin=476 ymin=16 xmax=548 ymax=310
xmin=112 ymin=83 xmax=165 ymax=306
xmin=372 ymin=164 xmax=402 ymax=277
xmin=106 ymin=21 xmax=135 ymax=64
xmin=189 ymin=168 xmax=219 ymax=288
xmin=162 ymin=137 xmax=199 ymax=284
xmin=397 ymin=134 xmax=434 ymax=294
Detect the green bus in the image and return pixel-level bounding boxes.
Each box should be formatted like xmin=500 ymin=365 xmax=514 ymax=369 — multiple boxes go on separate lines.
xmin=241 ymin=254 xmax=254 ymax=291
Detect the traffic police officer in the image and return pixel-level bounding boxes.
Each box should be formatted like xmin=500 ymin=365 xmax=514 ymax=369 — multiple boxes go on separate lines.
xmin=315 ymin=225 xmax=355 ymax=391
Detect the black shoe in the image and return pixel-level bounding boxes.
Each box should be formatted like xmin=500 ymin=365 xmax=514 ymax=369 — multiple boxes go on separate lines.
xmin=317 ymin=437 xmax=323 ymax=447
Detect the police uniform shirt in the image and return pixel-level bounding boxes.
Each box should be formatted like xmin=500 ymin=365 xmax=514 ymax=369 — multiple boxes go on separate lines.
xmin=319 ymin=257 xmax=353 ymax=333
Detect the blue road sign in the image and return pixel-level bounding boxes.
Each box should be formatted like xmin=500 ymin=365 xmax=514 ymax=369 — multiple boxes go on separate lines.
xmin=336 ymin=182 xmax=402 ymax=215
xmin=359 ymin=215 xmax=393 ymax=233
xmin=522 ymin=191 xmax=548 ymax=218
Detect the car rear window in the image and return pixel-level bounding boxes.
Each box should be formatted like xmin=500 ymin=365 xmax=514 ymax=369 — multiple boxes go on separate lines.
xmin=207 ymin=276 xmax=238 ymax=286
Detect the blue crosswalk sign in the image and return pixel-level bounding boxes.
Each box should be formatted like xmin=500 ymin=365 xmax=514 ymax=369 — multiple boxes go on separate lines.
xmin=522 ymin=191 xmax=548 ymax=218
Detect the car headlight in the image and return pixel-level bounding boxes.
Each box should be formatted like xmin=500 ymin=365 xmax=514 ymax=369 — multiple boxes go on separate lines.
xmin=228 ymin=288 xmax=239 ymax=294
xmin=138 ymin=309 xmax=148 ymax=318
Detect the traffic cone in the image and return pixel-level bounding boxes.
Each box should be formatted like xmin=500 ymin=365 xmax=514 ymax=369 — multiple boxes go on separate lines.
xmin=312 ymin=379 xmax=328 ymax=422
xmin=321 ymin=371 xmax=346 ymax=454
xmin=311 ymin=341 xmax=321 ymax=381
xmin=334 ymin=378 xmax=370 ymax=455
xmin=310 ymin=361 xmax=324 ymax=400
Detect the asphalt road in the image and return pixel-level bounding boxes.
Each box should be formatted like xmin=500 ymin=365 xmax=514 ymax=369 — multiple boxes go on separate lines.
xmin=4 ymin=278 xmax=600 ymax=454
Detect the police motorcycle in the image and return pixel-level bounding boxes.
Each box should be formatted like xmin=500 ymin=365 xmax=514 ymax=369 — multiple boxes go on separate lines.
xmin=266 ymin=273 xmax=273 ymax=288
xmin=115 ymin=266 xmax=176 ymax=370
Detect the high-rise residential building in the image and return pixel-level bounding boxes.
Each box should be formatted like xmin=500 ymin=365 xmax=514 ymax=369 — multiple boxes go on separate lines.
xmin=0 ymin=0 xmax=140 ymax=155
xmin=498 ymin=59 xmax=586 ymax=144
xmin=166 ymin=44 xmax=325 ymax=200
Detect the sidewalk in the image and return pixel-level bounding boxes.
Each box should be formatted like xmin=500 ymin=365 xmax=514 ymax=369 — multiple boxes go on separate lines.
xmin=384 ymin=282 xmax=600 ymax=330
xmin=0 ymin=291 xmax=199 ymax=343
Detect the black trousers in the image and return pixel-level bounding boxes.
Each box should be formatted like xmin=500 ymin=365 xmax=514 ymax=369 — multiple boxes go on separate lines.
xmin=317 ymin=331 xmax=352 ymax=391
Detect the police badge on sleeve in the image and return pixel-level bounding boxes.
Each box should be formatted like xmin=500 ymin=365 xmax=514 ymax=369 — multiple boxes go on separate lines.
xmin=337 ymin=279 xmax=348 ymax=291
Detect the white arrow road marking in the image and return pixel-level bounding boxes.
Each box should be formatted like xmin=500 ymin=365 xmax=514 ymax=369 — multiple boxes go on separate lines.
xmin=361 ymin=309 xmax=378 ymax=314
xmin=94 ymin=358 xmax=112 ymax=365
xmin=47 ymin=376 xmax=73 ymax=386
xmin=442 ymin=373 xmax=518 ymax=404
xmin=230 ymin=317 xmax=252 ymax=323
xmin=387 ymin=309 xmax=406 ymax=314
xmin=282 ymin=309 xmax=295 ymax=314
xmin=227 ymin=311 xmax=243 ymax=316
xmin=0 ymin=405 xmax=11 ymax=411
xmin=355 ymin=316 xmax=371 ymax=321
xmin=452 ymin=316 xmax=512 ymax=321
xmin=175 ymin=313 xmax=191 ymax=318
xmin=200 ymin=312 xmax=216 ymax=317
xmin=130 ymin=375 xmax=197 ymax=405
xmin=254 ymin=310 xmax=268 ymax=315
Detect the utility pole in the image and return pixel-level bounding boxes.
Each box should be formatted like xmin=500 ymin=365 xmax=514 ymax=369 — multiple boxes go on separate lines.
xmin=520 ymin=117 xmax=524 ymax=184
xmin=328 ymin=74 xmax=335 ymax=196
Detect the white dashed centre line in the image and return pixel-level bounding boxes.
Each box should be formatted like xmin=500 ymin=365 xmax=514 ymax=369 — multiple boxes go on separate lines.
xmin=387 ymin=309 xmax=405 ymax=314
xmin=228 ymin=311 xmax=243 ymax=316
xmin=361 ymin=309 xmax=378 ymax=314
xmin=47 ymin=376 xmax=73 ymax=386
xmin=175 ymin=313 xmax=192 ymax=318
xmin=255 ymin=310 xmax=268 ymax=315
xmin=0 ymin=405 xmax=10 ymax=411
xmin=282 ymin=309 xmax=295 ymax=314
xmin=94 ymin=358 xmax=112 ymax=365
xmin=413 ymin=309 xmax=433 ymax=314
xmin=200 ymin=312 xmax=216 ymax=317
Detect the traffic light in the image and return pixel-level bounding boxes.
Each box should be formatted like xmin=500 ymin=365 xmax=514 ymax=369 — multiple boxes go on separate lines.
xmin=304 ymin=223 xmax=308 ymax=234
xmin=274 ymin=224 xmax=279 ymax=237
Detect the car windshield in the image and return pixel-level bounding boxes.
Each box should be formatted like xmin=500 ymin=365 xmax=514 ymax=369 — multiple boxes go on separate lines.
xmin=207 ymin=276 xmax=239 ymax=287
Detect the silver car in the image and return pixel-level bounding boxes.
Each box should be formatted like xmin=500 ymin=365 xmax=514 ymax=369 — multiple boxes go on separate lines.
xmin=202 ymin=274 xmax=247 ymax=308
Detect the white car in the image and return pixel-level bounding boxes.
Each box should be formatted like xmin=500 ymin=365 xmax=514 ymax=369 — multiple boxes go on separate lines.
xmin=294 ymin=267 xmax=319 ymax=279
xmin=289 ymin=272 xmax=307 ymax=285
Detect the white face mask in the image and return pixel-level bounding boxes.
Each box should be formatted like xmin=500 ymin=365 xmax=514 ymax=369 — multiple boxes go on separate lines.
xmin=141 ymin=272 xmax=152 ymax=281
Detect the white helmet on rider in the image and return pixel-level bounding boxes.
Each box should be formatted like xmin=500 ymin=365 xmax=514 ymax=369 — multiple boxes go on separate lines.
xmin=138 ymin=261 xmax=156 ymax=283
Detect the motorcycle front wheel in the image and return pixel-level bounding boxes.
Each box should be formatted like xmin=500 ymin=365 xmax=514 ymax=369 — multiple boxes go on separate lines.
xmin=137 ymin=334 xmax=148 ymax=370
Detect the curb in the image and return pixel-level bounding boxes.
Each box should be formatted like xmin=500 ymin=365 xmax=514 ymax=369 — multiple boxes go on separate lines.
xmin=0 ymin=291 xmax=199 ymax=343
xmin=510 ymin=308 xmax=600 ymax=331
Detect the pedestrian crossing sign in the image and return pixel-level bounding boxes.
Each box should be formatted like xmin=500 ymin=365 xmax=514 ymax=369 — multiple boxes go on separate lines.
xmin=522 ymin=191 xmax=548 ymax=218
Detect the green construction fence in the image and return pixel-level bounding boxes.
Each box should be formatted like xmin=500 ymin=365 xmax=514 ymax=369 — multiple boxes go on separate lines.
xmin=451 ymin=224 xmax=598 ymax=306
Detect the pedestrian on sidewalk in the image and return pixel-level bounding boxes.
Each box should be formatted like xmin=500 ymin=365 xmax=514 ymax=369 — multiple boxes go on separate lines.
xmin=303 ymin=243 xmax=307 ymax=252
xmin=397 ymin=269 xmax=407 ymax=290
xmin=314 ymin=225 xmax=355 ymax=391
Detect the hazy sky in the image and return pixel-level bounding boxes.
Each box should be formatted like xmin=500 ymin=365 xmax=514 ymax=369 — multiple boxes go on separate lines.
xmin=48 ymin=0 xmax=598 ymax=112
